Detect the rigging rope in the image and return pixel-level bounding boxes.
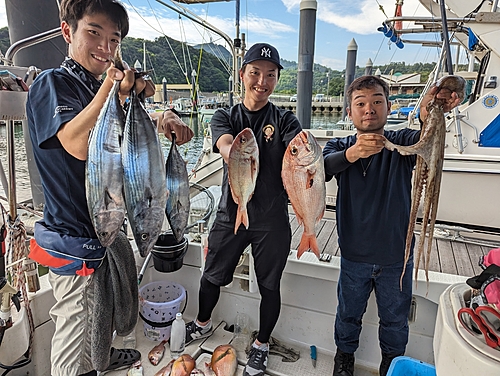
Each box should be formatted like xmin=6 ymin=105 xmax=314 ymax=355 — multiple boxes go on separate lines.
xmin=126 ymin=0 xmax=188 ymax=78
xmin=2 ymin=209 xmax=35 ymax=365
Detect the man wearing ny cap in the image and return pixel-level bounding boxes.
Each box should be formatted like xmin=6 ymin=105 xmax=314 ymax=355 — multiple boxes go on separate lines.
xmin=184 ymin=43 xmax=302 ymax=376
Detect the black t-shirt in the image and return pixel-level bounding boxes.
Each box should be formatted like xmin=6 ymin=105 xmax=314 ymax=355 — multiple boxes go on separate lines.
xmin=27 ymin=67 xmax=98 ymax=239
xmin=210 ymin=102 xmax=302 ymax=230
xmin=323 ymin=128 xmax=420 ymax=265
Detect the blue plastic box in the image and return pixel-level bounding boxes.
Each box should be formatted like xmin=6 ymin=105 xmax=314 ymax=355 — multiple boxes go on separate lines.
xmin=387 ymin=356 xmax=436 ymax=376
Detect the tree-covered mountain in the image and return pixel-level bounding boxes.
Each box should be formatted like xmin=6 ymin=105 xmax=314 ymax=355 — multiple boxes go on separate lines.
xmin=0 ymin=26 xmax=443 ymax=96
xmin=121 ymin=36 xmax=229 ymax=93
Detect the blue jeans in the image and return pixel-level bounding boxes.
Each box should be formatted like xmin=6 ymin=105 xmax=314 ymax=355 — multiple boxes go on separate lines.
xmin=334 ymin=256 xmax=413 ymax=355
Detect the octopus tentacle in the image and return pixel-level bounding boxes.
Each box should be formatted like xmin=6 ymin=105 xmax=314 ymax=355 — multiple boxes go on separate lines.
xmin=387 ymin=75 xmax=466 ymax=289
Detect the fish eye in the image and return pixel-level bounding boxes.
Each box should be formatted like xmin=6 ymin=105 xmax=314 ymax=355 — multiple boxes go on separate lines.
xmin=291 ymin=145 xmax=298 ymax=155
xmin=141 ymin=233 xmax=149 ymax=241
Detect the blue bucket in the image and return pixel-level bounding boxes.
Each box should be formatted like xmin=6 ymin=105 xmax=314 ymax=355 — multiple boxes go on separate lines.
xmin=387 ymin=356 xmax=436 ymax=376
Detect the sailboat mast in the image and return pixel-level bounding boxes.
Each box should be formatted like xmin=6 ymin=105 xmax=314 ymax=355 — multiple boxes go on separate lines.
xmin=235 ymin=0 xmax=242 ymax=99
xmin=439 ymin=0 xmax=453 ymax=74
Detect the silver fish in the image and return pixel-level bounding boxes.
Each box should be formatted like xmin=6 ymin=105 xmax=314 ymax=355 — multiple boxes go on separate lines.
xmin=127 ymin=360 xmax=144 ymax=376
xmin=165 ymin=134 xmax=191 ymax=243
xmin=122 ymin=89 xmax=167 ymax=256
xmin=86 ymin=80 xmax=126 ymax=247
xmin=190 ymin=369 xmax=206 ymax=375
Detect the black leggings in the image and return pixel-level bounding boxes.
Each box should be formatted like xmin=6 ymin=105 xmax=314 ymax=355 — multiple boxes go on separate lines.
xmin=197 ymin=275 xmax=281 ymax=344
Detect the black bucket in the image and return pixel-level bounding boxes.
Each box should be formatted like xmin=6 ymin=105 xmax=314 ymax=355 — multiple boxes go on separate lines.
xmin=151 ymin=233 xmax=188 ymax=273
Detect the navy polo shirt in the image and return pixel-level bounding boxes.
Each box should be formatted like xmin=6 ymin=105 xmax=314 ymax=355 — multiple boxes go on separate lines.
xmin=210 ymin=102 xmax=302 ymax=231
xmin=27 ymin=67 xmax=98 ymax=239
xmin=323 ymin=128 xmax=420 ymax=265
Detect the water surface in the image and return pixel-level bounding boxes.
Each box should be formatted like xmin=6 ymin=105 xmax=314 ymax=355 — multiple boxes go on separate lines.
xmin=0 ymin=113 xmax=342 ymax=203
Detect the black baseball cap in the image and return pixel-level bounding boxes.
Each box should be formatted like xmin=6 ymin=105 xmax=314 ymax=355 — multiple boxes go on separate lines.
xmin=242 ymin=43 xmax=283 ymax=70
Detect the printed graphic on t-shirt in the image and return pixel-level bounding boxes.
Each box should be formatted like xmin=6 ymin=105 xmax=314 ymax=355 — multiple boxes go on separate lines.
xmin=53 ymin=105 xmax=74 ymax=118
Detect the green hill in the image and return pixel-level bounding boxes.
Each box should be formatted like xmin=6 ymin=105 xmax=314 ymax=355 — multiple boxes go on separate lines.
xmin=0 ymin=26 xmax=442 ymax=96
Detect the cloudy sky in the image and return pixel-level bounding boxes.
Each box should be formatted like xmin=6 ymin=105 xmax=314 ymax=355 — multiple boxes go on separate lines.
xmin=0 ymin=0 xmax=451 ymax=70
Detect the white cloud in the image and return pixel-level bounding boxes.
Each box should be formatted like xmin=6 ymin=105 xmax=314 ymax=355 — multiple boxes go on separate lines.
xmin=282 ymin=0 xmax=427 ymax=35
xmin=0 ymin=4 xmax=6 ymax=28
xmin=125 ymin=5 xmax=295 ymax=50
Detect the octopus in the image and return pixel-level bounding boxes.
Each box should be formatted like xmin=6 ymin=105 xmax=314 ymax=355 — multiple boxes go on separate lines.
xmin=384 ymin=75 xmax=466 ymax=284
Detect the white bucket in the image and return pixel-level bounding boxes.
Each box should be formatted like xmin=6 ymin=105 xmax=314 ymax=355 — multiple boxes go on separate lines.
xmin=139 ymin=281 xmax=186 ymax=341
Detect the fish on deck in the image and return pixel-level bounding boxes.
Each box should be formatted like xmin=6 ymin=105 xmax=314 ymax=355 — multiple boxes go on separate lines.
xmin=210 ymin=344 xmax=237 ymax=375
xmin=127 ymin=360 xmax=144 ymax=376
xmin=148 ymin=339 xmax=168 ymax=365
xmin=170 ymin=354 xmax=196 ymax=376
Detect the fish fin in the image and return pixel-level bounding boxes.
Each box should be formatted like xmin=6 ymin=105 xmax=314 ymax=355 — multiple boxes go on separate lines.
xmin=228 ymin=181 xmax=240 ymax=205
xmin=234 ymin=206 xmax=249 ymax=234
xmin=294 ymin=212 xmax=304 ymax=226
xmin=297 ymin=233 xmax=320 ymax=259
xmin=250 ymin=156 xmax=259 ymax=180
xmin=306 ymin=169 xmax=316 ymax=189
xmin=104 ymin=189 xmax=113 ymax=209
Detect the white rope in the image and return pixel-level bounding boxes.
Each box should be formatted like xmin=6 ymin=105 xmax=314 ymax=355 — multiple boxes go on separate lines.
xmin=5 ymin=215 xmax=35 ymax=359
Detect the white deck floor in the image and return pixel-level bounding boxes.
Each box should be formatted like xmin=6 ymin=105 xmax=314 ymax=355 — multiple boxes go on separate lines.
xmin=106 ymin=320 xmax=377 ymax=376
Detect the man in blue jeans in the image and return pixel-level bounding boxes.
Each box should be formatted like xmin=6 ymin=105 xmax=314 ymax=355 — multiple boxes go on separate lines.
xmin=323 ymin=75 xmax=460 ymax=376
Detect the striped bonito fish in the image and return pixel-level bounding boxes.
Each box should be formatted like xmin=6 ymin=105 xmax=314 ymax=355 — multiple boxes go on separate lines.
xmin=86 ymin=80 xmax=126 ymax=247
xmin=122 ymin=89 xmax=167 ymax=257
xmin=165 ymin=134 xmax=191 ymax=243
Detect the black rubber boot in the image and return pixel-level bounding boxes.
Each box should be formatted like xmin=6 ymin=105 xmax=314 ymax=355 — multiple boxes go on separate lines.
xmin=379 ymin=353 xmax=403 ymax=376
xmin=333 ymin=349 xmax=355 ymax=376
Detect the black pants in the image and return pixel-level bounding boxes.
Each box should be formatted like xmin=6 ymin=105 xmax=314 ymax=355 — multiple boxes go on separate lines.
xmin=198 ymin=275 xmax=281 ymax=344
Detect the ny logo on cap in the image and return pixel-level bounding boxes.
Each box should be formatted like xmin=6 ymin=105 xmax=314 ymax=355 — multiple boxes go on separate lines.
xmin=261 ymin=47 xmax=271 ymax=58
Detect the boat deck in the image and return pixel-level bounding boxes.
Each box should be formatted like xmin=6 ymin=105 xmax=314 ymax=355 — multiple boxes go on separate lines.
xmin=289 ymin=212 xmax=500 ymax=278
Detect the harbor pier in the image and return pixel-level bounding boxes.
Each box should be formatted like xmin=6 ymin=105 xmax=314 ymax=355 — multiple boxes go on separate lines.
xmin=272 ymin=100 xmax=344 ymax=114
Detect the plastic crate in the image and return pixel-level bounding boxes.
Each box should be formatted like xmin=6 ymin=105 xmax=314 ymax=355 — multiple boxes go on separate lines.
xmin=387 ymin=356 xmax=436 ymax=376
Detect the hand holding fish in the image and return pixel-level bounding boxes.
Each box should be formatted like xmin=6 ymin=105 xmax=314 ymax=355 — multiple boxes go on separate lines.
xmin=105 ymin=62 xmax=155 ymax=102
xmin=346 ymin=133 xmax=385 ymax=162
xmin=151 ymin=110 xmax=194 ymax=145
xmin=419 ymin=81 xmax=462 ymax=122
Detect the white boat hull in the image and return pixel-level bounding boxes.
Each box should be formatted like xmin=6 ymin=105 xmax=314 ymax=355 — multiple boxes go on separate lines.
xmin=1 ymin=238 xmax=469 ymax=375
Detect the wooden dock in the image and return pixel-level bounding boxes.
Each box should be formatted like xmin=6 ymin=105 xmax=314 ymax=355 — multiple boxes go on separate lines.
xmin=289 ymin=213 xmax=500 ymax=278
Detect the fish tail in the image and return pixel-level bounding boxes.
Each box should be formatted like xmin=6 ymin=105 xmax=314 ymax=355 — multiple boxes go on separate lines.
xmin=234 ymin=206 xmax=249 ymax=234
xmin=297 ymin=234 xmax=320 ymax=259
